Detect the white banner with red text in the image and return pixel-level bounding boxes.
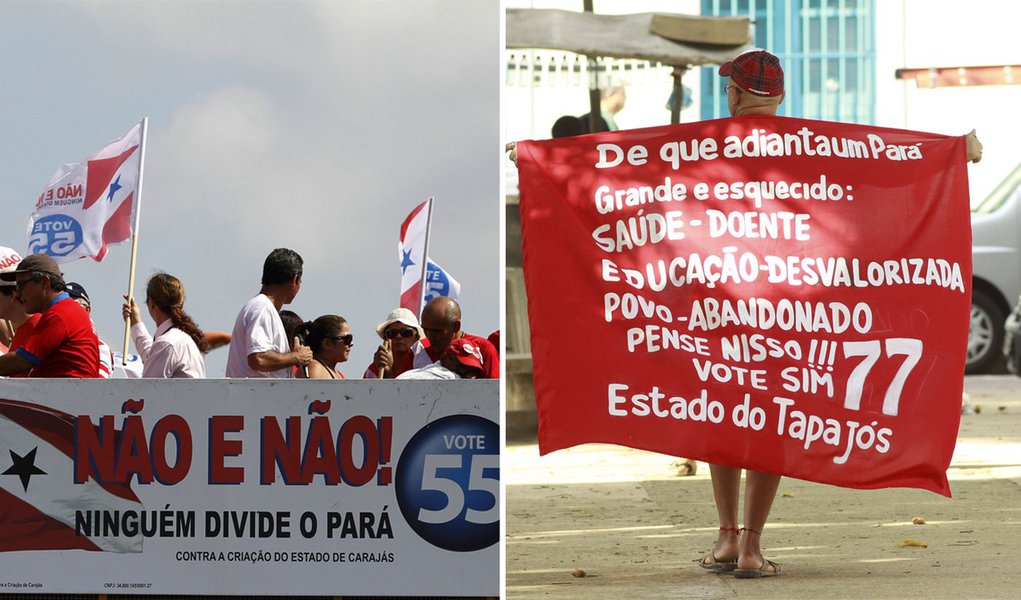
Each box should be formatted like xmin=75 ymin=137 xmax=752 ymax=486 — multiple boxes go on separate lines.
xmin=0 ymin=379 xmax=498 ymax=596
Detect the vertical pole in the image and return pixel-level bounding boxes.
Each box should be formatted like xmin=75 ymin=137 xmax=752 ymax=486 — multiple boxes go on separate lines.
xmin=584 ymin=0 xmax=602 ymax=133
xmin=418 ymin=197 xmax=433 ymax=318
xmin=121 ymin=117 xmax=148 ymax=365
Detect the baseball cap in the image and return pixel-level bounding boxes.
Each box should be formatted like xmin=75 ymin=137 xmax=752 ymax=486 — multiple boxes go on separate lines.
xmin=66 ymin=281 xmax=91 ymax=306
xmin=0 ymin=253 xmax=62 ymax=282
xmin=374 ymin=307 xmax=424 ymax=340
xmin=719 ymin=49 xmax=784 ymax=97
xmin=445 ymin=337 xmax=484 ymax=372
xmin=0 ymin=246 xmax=23 ymax=288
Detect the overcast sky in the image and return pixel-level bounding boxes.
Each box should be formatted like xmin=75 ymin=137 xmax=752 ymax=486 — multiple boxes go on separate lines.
xmin=0 ymin=0 xmax=500 ymax=375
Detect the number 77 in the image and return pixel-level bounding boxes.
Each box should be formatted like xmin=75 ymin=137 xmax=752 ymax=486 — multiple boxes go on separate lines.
xmin=842 ymin=338 xmax=923 ymax=416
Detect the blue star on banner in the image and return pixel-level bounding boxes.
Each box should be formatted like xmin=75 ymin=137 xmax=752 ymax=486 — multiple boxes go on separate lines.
xmin=3 ymin=447 xmax=47 ymax=492
xmin=401 ymin=249 xmax=416 ymax=275
xmin=106 ymin=174 xmax=122 ymax=201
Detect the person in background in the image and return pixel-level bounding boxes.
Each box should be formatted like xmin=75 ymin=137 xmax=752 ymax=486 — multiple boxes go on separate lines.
xmin=0 ymin=254 xmax=98 ymax=377
xmin=420 ymin=297 xmax=499 ymax=379
xmin=580 ymin=82 xmax=626 ymax=133
xmin=66 ymin=282 xmax=114 ymax=378
xmin=295 ymin=315 xmax=352 ymax=380
xmin=280 ymin=310 xmax=304 ymax=347
xmin=122 ymin=272 xmax=207 ymax=378
xmin=487 ymin=330 xmax=500 ymax=357
xmin=278 ymin=309 xmax=306 ymax=377
xmin=551 ymin=115 xmax=586 ymax=139
xmin=365 ymin=307 xmax=430 ymax=379
xmin=225 ymin=248 xmax=312 ymax=378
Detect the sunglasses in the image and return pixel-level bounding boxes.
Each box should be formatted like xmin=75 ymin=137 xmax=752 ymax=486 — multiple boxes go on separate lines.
xmin=14 ymin=278 xmax=39 ymax=291
xmin=385 ymin=327 xmax=416 ymax=339
xmin=330 ymin=334 xmax=354 ymax=345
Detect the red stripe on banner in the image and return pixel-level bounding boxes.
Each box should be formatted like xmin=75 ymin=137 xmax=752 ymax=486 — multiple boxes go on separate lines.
xmin=0 ymin=399 xmax=76 ymax=458
xmin=399 ymin=199 xmax=429 ymax=242
xmin=400 ymin=284 xmax=421 ymax=314
xmin=0 ymin=399 xmax=140 ymax=503
xmin=82 ymin=146 xmax=138 ymax=209
xmin=0 ymin=489 xmax=103 ymax=552
xmin=101 ymin=191 xmax=134 ymax=244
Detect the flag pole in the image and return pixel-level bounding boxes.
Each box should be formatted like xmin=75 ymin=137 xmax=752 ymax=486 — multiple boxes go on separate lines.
xmin=121 ymin=117 xmax=148 ymax=365
xmin=418 ymin=197 xmax=433 ymax=317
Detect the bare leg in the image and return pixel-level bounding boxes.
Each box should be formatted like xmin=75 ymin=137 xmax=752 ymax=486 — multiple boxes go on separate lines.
xmin=738 ymin=470 xmax=781 ymax=570
xmin=706 ymin=464 xmax=742 ymax=561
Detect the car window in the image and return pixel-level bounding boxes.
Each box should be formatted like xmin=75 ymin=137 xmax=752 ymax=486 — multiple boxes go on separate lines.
xmin=973 ymin=162 xmax=1021 ymax=215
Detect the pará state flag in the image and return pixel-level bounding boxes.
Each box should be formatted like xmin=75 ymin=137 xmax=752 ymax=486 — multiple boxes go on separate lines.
xmin=27 ymin=121 xmax=144 ymax=263
xmin=399 ymin=198 xmax=432 ymax=314
xmin=0 ymin=399 xmax=143 ymax=552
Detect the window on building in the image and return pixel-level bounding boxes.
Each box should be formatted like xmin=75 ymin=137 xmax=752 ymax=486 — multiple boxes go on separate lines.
xmin=701 ymin=0 xmax=875 ymax=123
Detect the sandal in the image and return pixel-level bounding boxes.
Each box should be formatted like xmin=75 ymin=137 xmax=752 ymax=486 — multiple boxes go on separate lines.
xmin=670 ymin=459 xmax=697 ymax=476
xmin=733 ymin=528 xmax=781 ymax=578
xmin=733 ymin=558 xmax=781 ymax=578
xmin=697 ymin=527 xmax=738 ymax=572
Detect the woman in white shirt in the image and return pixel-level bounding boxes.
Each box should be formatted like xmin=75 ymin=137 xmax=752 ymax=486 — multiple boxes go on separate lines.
xmin=122 ymin=273 xmax=207 ymax=378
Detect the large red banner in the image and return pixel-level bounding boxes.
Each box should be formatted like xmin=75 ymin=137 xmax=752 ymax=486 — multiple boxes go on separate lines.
xmin=518 ymin=115 xmax=970 ymax=496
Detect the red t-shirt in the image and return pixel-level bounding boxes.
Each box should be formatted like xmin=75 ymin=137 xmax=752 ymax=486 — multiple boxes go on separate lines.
xmin=7 ymin=313 xmax=41 ymax=379
xmin=16 ymin=295 xmax=100 ymax=378
xmin=426 ymin=332 xmax=500 ymax=379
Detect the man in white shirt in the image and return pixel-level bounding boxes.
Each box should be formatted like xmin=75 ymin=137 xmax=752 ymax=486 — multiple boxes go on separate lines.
xmin=225 ymin=248 xmax=312 ymax=378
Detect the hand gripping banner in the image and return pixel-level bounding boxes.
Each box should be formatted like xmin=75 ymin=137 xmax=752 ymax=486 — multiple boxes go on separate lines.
xmin=517 ymin=115 xmax=971 ymax=496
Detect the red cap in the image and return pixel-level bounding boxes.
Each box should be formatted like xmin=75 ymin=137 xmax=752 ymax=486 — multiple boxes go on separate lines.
xmin=445 ymin=338 xmax=484 ymax=372
xmin=719 ymin=49 xmax=784 ymax=97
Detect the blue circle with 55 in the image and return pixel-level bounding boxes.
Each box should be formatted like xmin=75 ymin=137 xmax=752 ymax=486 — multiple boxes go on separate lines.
xmin=395 ymin=414 xmax=499 ymax=552
xmin=29 ymin=215 xmax=83 ymax=257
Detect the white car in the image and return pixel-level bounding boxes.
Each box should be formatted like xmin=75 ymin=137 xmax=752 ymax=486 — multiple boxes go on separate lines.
xmin=1004 ymin=298 xmax=1021 ymax=375
xmin=970 ymin=162 xmax=1021 ymax=373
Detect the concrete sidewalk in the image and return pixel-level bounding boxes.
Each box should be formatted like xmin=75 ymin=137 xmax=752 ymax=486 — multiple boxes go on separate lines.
xmin=506 ymin=376 xmax=1021 ymax=599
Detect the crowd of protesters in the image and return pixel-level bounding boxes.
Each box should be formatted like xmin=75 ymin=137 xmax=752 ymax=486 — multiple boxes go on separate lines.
xmin=0 ymin=246 xmax=498 ymax=380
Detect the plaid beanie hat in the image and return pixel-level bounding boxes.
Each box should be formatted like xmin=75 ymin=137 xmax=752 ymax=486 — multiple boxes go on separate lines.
xmin=719 ymin=49 xmax=784 ymax=97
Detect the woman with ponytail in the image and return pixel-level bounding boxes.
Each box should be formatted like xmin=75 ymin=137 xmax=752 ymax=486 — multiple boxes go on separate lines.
xmin=294 ymin=315 xmax=352 ymax=379
xmin=122 ymin=272 xmax=207 ymax=378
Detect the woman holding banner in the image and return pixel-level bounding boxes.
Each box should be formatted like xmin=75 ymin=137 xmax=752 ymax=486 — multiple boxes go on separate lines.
xmin=122 ymin=272 xmax=208 ymax=378
xmin=294 ymin=315 xmax=352 ymax=379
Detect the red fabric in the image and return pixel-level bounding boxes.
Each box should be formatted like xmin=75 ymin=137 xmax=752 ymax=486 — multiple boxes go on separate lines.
xmin=0 ymin=491 xmax=103 ymax=552
xmin=82 ymin=145 xmax=138 ymax=210
xmin=20 ymin=297 xmax=100 ymax=378
xmin=517 ymin=115 xmax=970 ymax=496
xmin=7 ymin=314 xmax=41 ymax=379
xmin=94 ymin=191 xmax=134 ymax=261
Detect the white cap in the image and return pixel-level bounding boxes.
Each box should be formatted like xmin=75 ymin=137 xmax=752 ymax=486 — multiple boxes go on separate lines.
xmin=374 ymin=307 xmax=424 ymax=340
xmin=0 ymin=246 xmax=22 ymax=288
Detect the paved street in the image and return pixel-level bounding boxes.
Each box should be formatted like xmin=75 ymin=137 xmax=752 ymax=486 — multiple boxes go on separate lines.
xmin=506 ymin=375 xmax=1021 ymax=599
